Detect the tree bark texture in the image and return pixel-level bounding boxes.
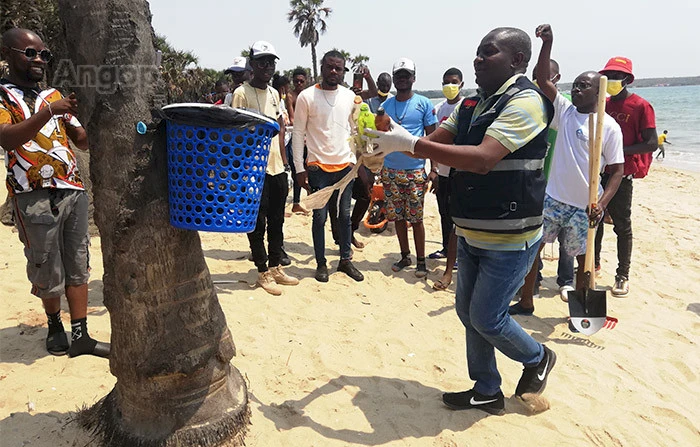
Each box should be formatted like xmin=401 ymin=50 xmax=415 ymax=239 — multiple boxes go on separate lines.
xmin=56 ymin=1 xmax=249 ymax=446
xmin=311 ymin=43 xmax=318 ymax=81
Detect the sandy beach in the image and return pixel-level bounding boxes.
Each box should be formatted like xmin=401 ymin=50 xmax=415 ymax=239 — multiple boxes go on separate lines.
xmin=1 ymin=162 xmax=699 ymax=447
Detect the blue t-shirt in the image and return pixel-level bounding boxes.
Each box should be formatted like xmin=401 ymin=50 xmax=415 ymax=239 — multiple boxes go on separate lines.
xmin=382 ymin=94 xmax=437 ymax=170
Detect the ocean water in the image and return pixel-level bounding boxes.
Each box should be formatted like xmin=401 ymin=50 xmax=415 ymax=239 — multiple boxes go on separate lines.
xmin=635 ymin=85 xmax=700 ymax=172
xmin=430 ymin=85 xmax=700 ymax=172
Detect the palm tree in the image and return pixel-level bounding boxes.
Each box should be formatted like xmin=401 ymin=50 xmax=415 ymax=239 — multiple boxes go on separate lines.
xmin=287 ymin=0 xmax=332 ymax=80
xmin=56 ymin=0 xmax=250 ymax=445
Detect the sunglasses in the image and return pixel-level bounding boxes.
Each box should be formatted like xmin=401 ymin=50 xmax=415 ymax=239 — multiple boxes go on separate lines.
xmin=9 ymin=47 xmax=53 ymax=62
xmin=252 ymin=58 xmax=276 ymax=68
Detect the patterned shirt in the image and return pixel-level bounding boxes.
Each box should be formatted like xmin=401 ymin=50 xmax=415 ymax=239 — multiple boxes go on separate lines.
xmin=0 ymin=80 xmax=85 ymax=196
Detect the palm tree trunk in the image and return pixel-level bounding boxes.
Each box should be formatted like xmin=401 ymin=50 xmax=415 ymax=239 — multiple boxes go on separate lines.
xmin=311 ymin=43 xmax=318 ymax=81
xmin=56 ymin=1 xmax=249 ymax=446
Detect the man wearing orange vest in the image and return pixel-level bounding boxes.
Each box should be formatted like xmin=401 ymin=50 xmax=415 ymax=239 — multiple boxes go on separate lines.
xmin=0 ymin=28 xmax=109 ymax=358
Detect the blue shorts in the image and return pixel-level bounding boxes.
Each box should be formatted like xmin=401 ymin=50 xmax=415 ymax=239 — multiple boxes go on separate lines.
xmin=542 ymin=194 xmax=588 ymax=257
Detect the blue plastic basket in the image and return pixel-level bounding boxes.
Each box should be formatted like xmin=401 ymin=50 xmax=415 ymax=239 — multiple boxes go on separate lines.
xmin=164 ymin=105 xmax=279 ymax=232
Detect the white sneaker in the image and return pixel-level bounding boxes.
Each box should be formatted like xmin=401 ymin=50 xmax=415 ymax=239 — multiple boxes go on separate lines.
xmin=559 ymin=285 xmax=575 ymax=302
xmin=257 ymin=271 xmax=282 ymax=296
xmin=611 ymin=277 xmax=629 ymax=297
xmin=270 ymin=265 xmax=299 ymax=286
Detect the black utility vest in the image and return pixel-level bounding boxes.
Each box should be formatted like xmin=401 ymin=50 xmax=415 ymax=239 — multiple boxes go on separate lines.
xmin=450 ymin=76 xmax=554 ymax=234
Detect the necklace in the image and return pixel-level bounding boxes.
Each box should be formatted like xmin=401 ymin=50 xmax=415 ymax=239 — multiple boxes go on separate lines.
xmin=394 ymin=96 xmax=412 ymax=125
xmin=320 ymin=86 xmax=337 ymax=107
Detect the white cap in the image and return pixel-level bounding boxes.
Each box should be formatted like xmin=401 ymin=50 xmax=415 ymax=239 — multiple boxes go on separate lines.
xmin=250 ymin=41 xmax=279 ymax=60
xmin=392 ymin=57 xmax=416 ymax=75
xmin=225 ymin=57 xmax=248 ymax=73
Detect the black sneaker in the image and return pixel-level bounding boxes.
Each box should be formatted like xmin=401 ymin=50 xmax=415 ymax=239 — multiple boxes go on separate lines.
xmin=315 ymin=264 xmax=329 ymax=283
xmin=280 ymin=249 xmax=291 ymax=267
xmin=338 ymin=259 xmax=364 ymax=282
xmin=442 ymin=389 xmax=505 ymax=415
xmin=515 ymin=345 xmax=556 ymax=397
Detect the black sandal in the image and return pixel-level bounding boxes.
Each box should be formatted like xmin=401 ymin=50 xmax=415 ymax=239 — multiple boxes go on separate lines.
xmin=392 ymin=252 xmax=412 ymax=272
xmin=46 ymin=331 xmax=69 ymax=356
xmin=415 ymin=257 xmax=428 ymax=278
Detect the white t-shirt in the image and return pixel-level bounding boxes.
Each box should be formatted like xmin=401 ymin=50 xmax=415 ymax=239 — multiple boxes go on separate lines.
xmin=434 ymin=99 xmax=460 ymax=177
xmin=547 ymin=93 xmax=624 ymax=209
xmin=291 ymin=84 xmax=357 ymax=173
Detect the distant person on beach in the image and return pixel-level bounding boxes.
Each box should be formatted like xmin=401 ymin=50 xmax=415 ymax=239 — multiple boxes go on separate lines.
xmin=0 ymin=28 xmax=109 ymax=358
xmin=656 ymin=130 xmax=671 ymax=159
xmin=292 ymin=50 xmax=364 ymax=283
xmin=288 ymin=67 xmax=309 ymax=215
xmin=366 ymin=72 xmax=393 ymax=114
xmin=272 ymin=73 xmax=293 ymax=126
xmin=366 ymin=72 xmax=393 ymax=113
xmin=367 ymin=27 xmax=556 ymax=415
xmin=223 ymin=57 xmax=250 ymax=106
xmin=381 ymin=58 xmax=438 ymax=278
xmin=203 ymin=79 xmax=229 ymax=105
xmin=430 ymin=67 xmax=463 ymax=291
xmin=232 ymin=41 xmax=298 ymax=296
xmin=594 ymin=56 xmax=658 ymax=297
xmin=510 ymin=24 xmax=624 ymax=316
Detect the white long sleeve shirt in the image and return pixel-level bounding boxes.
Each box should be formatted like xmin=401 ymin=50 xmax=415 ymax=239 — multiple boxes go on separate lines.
xmin=291 ymin=84 xmax=357 ymax=173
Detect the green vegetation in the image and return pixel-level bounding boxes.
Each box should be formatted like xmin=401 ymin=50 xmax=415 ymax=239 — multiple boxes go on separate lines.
xmin=287 ymin=0 xmax=332 ymax=80
xmin=155 ymin=34 xmax=223 ymax=103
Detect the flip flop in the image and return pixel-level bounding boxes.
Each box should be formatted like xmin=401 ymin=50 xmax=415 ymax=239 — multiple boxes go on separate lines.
xmin=46 ymin=331 xmax=69 ymax=356
xmin=428 ymin=250 xmax=446 ymax=260
xmin=432 ymin=279 xmax=452 ymax=291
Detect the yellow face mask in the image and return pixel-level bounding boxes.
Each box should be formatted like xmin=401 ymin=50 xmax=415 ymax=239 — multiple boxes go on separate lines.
xmin=377 ymin=90 xmax=389 ymax=97
xmin=606 ymin=79 xmax=625 ymax=96
xmin=442 ymin=84 xmax=461 ymax=100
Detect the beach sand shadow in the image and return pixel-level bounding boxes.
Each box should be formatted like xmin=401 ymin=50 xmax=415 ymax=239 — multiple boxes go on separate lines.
xmin=0 ymin=280 xmax=108 ymax=365
xmin=514 ymin=315 xmax=605 ymax=350
xmin=0 ymin=410 xmax=89 ymax=447
xmin=687 ymin=303 xmax=700 ymax=317
xmin=253 ymin=374 xmax=537 ymax=446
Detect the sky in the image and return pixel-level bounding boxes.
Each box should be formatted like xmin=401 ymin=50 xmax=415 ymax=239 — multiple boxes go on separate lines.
xmin=148 ymin=0 xmax=700 ymax=90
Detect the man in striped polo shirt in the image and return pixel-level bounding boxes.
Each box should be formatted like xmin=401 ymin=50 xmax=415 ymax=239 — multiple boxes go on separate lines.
xmin=368 ymin=27 xmax=556 ymax=415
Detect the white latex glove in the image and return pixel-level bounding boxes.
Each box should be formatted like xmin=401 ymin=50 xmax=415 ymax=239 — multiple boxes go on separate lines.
xmin=364 ymin=117 xmax=419 ymax=156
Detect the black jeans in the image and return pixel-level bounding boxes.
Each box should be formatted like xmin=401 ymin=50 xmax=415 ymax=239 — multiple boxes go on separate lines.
xmin=436 ymin=175 xmax=453 ymax=252
xmin=247 ymin=172 xmax=289 ymax=272
xmin=594 ymin=174 xmax=633 ymax=279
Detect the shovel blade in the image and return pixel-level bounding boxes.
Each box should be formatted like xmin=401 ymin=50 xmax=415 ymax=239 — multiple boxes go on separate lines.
xmin=568 ymin=288 xmax=607 ymax=336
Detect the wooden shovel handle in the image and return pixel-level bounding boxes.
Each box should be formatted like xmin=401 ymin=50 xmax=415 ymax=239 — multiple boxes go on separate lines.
xmin=584 ymin=76 xmax=608 ymax=288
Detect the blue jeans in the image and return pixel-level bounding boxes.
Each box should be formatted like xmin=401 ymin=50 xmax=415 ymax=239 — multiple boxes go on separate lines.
xmin=307 ymin=166 xmax=354 ymax=265
xmin=455 ymin=237 xmax=544 ymax=396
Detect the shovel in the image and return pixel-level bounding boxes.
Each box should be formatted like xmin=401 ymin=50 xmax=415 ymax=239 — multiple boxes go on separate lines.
xmin=568 ymin=75 xmax=611 ymax=336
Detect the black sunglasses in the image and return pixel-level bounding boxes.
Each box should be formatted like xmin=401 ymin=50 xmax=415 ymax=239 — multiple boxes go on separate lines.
xmin=9 ymin=47 xmax=53 ymax=62
xmin=252 ymin=58 xmax=276 ymax=68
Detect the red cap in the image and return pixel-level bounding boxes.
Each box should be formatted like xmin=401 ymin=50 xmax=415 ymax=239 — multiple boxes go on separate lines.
xmin=600 ymin=57 xmax=635 ymax=83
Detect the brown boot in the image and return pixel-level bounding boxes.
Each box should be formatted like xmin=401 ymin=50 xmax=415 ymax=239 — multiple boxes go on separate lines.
xmin=270 ymin=265 xmax=299 ymax=286
xmin=257 ymin=271 xmax=282 ymax=295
